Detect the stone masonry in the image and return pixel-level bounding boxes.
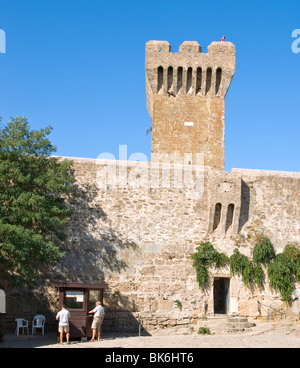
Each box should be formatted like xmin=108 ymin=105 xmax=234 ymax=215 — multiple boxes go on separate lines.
xmin=52 ymin=158 xmax=300 ymax=333
xmin=146 ymin=40 xmax=235 ymax=169
xmin=2 ymin=40 xmax=300 ymax=334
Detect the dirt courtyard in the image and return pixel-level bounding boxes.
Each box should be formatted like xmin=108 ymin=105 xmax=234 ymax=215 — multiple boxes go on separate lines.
xmin=2 ymin=321 xmax=300 ymax=348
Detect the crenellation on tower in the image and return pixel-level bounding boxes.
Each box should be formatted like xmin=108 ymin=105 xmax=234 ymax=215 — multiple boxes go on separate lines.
xmin=179 ymin=41 xmax=202 ymax=54
xmin=145 ymin=40 xmax=236 ymax=169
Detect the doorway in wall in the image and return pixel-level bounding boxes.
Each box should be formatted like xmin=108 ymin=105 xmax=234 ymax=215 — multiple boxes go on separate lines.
xmin=213 ymin=277 xmax=230 ymax=314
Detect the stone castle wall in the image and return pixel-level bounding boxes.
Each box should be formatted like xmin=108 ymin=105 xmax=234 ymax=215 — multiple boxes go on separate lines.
xmin=2 ymin=158 xmax=299 ymax=333
xmin=2 ymin=39 xmax=299 ymax=334
xmin=49 ymin=158 xmax=300 ymax=332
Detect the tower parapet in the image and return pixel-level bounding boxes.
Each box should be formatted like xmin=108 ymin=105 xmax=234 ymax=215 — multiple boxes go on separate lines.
xmin=145 ymin=40 xmax=235 ymax=170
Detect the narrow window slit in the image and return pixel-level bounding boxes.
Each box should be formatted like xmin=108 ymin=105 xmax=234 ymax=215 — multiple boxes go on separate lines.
xmin=213 ymin=203 xmax=222 ymax=231
xmin=186 ymin=67 xmax=192 ymax=94
xmin=167 ymin=66 xmax=173 ymax=93
xmin=225 ymin=203 xmax=235 ymax=233
xmin=215 ymin=67 xmax=222 ymax=95
xmin=196 ymin=67 xmax=202 ymax=94
xmin=177 ymin=67 xmax=183 ymax=93
xmin=205 ymin=67 xmax=212 ymax=95
xmin=157 ymin=66 xmax=163 ymax=93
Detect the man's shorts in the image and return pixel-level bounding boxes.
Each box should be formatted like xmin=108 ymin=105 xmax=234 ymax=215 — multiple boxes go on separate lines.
xmin=59 ymin=325 xmax=70 ymax=333
xmin=91 ymin=317 xmax=103 ymax=330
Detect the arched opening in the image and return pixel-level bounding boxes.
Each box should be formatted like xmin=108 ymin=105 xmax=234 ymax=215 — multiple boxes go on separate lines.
xmin=205 ymin=67 xmax=212 ymax=95
xmin=157 ymin=66 xmax=163 ymax=93
xmin=186 ymin=67 xmax=193 ymax=94
xmin=215 ymin=67 xmax=222 ymax=95
xmin=196 ymin=67 xmax=202 ymax=94
xmin=177 ymin=67 xmax=183 ymax=93
xmin=213 ymin=203 xmax=222 ymax=231
xmin=167 ymin=66 xmax=173 ymax=92
xmin=225 ymin=203 xmax=235 ymax=233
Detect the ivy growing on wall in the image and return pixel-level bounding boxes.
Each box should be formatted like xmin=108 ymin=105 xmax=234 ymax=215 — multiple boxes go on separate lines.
xmin=253 ymin=237 xmax=275 ymax=265
xmin=192 ymin=238 xmax=300 ymax=303
xmin=229 ymin=248 xmax=253 ymax=287
xmin=229 ymin=237 xmax=275 ymax=288
xmin=267 ymin=244 xmax=300 ymax=302
xmin=191 ymin=242 xmax=228 ymax=288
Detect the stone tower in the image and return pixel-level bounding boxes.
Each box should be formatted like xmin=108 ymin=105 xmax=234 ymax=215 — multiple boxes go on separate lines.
xmin=145 ymin=40 xmax=235 ymax=170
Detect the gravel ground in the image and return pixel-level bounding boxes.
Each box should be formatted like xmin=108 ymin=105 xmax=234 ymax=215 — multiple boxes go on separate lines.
xmin=1 ymin=321 xmax=300 ymax=348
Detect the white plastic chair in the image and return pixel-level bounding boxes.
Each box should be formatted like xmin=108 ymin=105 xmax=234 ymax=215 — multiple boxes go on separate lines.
xmin=32 ymin=314 xmax=46 ymax=335
xmin=15 ymin=319 xmax=29 ymax=335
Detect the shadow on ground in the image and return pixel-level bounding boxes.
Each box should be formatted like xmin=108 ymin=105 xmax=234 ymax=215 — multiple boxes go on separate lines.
xmin=1 ymin=330 xmax=151 ymax=348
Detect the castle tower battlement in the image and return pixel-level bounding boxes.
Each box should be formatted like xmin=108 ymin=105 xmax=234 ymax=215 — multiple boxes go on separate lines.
xmin=145 ymin=40 xmax=235 ymax=170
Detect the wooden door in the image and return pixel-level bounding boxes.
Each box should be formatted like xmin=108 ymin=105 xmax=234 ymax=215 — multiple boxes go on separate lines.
xmin=59 ymin=288 xmax=88 ymax=338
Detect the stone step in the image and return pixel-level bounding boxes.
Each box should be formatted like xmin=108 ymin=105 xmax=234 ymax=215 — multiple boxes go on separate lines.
xmin=227 ymin=321 xmax=256 ymax=329
xmin=226 ymin=316 xmax=256 ymax=333
xmin=228 ymin=327 xmax=253 ymax=333
xmin=227 ymin=317 xmax=248 ymax=323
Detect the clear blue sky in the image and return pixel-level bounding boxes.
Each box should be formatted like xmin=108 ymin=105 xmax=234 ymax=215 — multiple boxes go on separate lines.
xmin=0 ymin=0 xmax=299 ymax=172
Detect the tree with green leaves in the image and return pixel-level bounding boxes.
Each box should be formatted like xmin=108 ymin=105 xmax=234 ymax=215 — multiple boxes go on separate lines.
xmin=0 ymin=116 xmax=74 ymax=286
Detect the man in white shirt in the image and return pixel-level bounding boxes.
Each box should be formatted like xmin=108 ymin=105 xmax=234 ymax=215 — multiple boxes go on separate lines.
xmin=88 ymin=301 xmax=105 ymax=342
xmin=56 ymin=304 xmax=71 ymax=344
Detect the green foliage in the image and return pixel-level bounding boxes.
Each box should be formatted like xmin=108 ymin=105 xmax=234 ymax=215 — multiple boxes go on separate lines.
xmin=293 ymin=258 xmax=300 ymax=282
xmin=197 ymin=327 xmax=211 ymax=335
xmin=229 ymin=248 xmax=253 ymax=287
xmin=267 ymin=244 xmax=300 ymax=303
xmin=0 ymin=117 xmax=74 ymax=286
xmin=283 ymin=245 xmax=300 ymax=282
xmin=175 ymin=299 xmax=182 ymax=310
xmin=192 ymin=239 xmax=300 ymax=303
xmin=229 ymin=242 xmax=300 ymax=303
xmin=192 ymin=242 xmax=228 ymax=288
xmin=283 ymin=244 xmax=300 ymax=262
xmin=230 ymin=239 xmax=274 ymax=288
xmin=253 ymin=264 xmax=264 ymax=287
xmin=267 ymin=254 xmax=293 ymax=303
xmin=253 ymin=237 xmax=275 ymax=265
xmin=146 ymin=126 xmax=152 ymax=136
xmin=214 ymin=252 xmax=229 ymax=269
xmin=113 ymin=290 xmax=120 ymax=298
